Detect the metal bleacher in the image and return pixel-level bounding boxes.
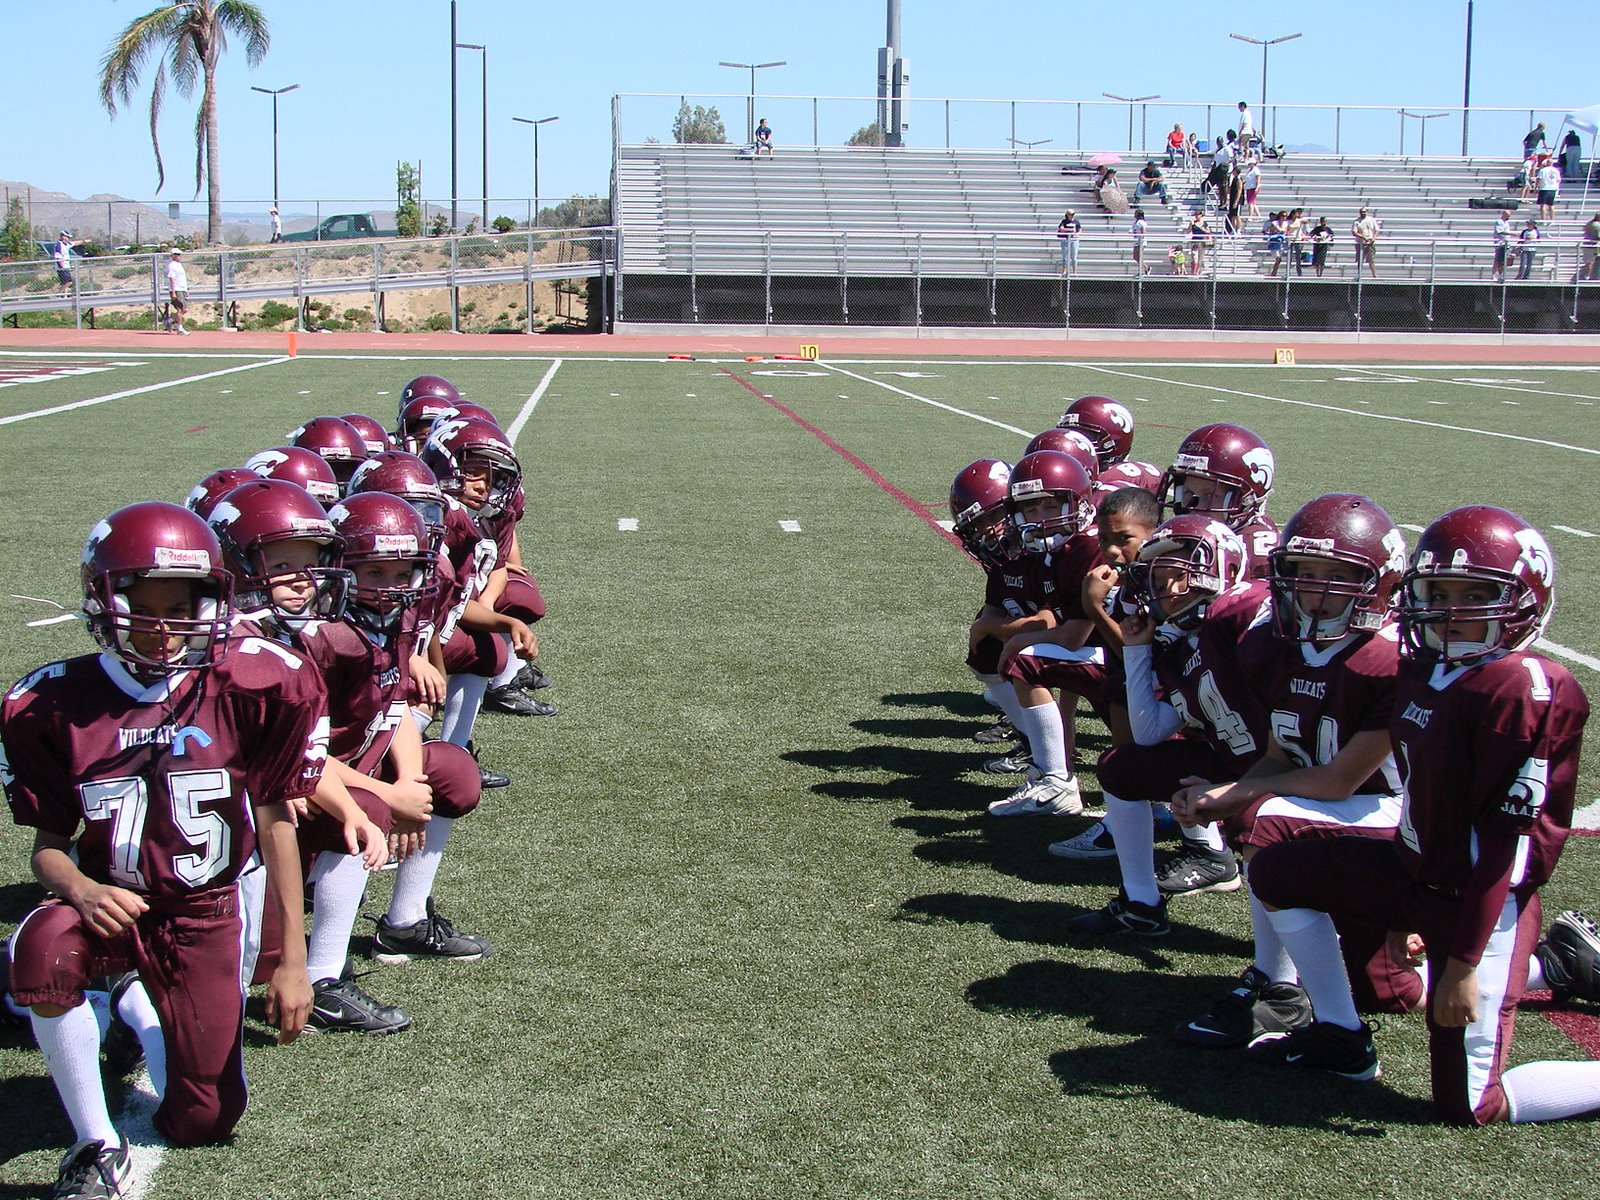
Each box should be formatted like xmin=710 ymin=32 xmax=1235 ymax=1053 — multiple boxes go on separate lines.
xmin=616 ymin=142 xmax=1598 ymax=284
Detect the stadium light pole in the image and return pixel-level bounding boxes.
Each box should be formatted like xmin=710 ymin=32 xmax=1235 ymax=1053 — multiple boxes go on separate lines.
xmin=719 ymin=60 xmax=786 ymax=146
xmin=250 ymin=84 xmax=300 ymax=210
xmin=1461 ymin=0 xmax=1475 ymax=155
xmin=456 ymin=42 xmax=488 ymax=226
xmin=450 ymin=0 xmax=458 ymax=232
xmin=513 ymin=115 xmax=559 ymax=225
xmin=1228 ymin=32 xmax=1301 ymax=113
xmin=1102 ymin=91 xmax=1160 ymax=151
xmin=1400 ymin=110 xmax=1450 ymax=158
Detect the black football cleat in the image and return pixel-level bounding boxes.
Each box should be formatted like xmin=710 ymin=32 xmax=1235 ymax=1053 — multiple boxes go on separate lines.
xmin=483 ymin=685 xmax=556 ymax=717
xmin=306 ymin=977 xmax=413 ymax=1035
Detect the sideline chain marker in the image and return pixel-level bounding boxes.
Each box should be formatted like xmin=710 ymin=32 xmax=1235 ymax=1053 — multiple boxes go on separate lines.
xmin=1273 ymin=347 xmax=1296 ymax=365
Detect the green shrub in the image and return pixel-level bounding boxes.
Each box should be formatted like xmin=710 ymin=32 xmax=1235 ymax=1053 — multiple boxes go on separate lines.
xmin=426 ymin=312 xmax=451 ymax=331
xmin=258 ymin=300 xmax=297 ymax=327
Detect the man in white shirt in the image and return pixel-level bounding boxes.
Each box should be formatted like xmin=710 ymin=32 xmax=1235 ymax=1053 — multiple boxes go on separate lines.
xmin=1237 ymin=102 xmax=1256 ymax=147
xmin=269 ymin=207 xmax=282 ymax=243
xmin=1537 ymin=162 xmax=1562 ymax=221
xmin=1492 ymin=209 xmax=1514 ymax=281
xmin=165 ymin=248 xmax=190 ymax=335
xmin=1351 ymin=208 xmax=1380 ymax=277
xmin=53 ymin=232 xmax=75 ymax=296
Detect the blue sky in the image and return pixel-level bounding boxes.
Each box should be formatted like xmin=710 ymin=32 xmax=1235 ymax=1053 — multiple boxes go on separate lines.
xmin=3 ymin=0 xmax=1593 ymax=219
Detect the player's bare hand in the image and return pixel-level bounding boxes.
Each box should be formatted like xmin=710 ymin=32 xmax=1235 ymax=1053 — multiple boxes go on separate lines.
xmin=1435 ymin=958 xmax=1479 ymax=1027
xmin=344 ymin=816 xmax=390 ymax=871
xmin=72 ymin=883 xmax=148 ymax=938
xmin=265 ymin=965 xmax=312 ymax=1044
xmin=388 ymin=773 xmax=434 ymax=822
xmin=286 ymin=795 xmax=311 ymax=825
xmin=410 ymin=655 xmax=446 ymax=707
xmin=1120 ymin=609 xmax=1155 ymax=645
xmin=509 ymin=620 xmax=538 ymax=660
xmin=1082 ymin=564 xmax=1118 ymax=608
xmin=388 ymin=817 xmax=427 ymax=862
xmin=1387 ymin=929 xmax=1426 ymax=967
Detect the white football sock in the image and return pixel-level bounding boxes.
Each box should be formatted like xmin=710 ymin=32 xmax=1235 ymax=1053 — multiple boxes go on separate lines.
xmin=1503 ymin=1059 xmax=1600 ymax=1123
xmin=1181 ymin=822 xmax=1227 ymax=853
xmin=1266 ymin=908 xmax=1361 ymax=1030
xmin=306 ymin=851 xmax=370 ymax=983
xmin=236 ymin=865 xmax=267 ymax=991
xmin=439 ymin=675 xmax=488 ymax=747
xmin=387 ymin=816 xmax=455 ymax=927
xmin=1014 ymin=700 xmax=1070 ymax=778
xmin=489 ymin=639 xmax=521 ymax=689
xmin=115 ymin=980 xmax=167 ymax=1099
xmin=410 ymin=706 xmax=432 ymax=734
xmin=1249 ymin=887 xmax=1296 ymax=983
xmin=1525 ymin=952 xmax=1546 ymax=993
xmin=989 ymin=682 xmax=1027 ymax=731
xmin=1103 ymin=792 xmax=1160 ymax=907
xmin=32 ymin=1003 xmax=120 ymax=1147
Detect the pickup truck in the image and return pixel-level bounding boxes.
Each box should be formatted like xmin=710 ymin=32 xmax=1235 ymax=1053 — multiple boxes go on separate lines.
xmin=280 ymin=213 xmax=398 ymax=242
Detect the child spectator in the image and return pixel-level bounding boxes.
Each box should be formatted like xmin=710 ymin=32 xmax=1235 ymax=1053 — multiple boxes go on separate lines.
xmin=1516 ymin=218 xmax=1541 ymax=280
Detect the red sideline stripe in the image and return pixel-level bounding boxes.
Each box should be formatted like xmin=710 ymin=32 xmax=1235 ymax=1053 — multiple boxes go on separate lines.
xmin=719 ymin=368 xmax=964 ymax=552
xmin=1521 ymin=990 xmax=1600 ymax=1058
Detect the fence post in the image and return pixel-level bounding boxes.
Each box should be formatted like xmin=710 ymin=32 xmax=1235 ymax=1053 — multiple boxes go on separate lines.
xmin=1335 ymin=108 xmax=1342 ymax=155
xmin=373 ymin=243 xmax=384 ymax=332
xmin=840 ymin=231 xmax=849 ymax=323
xmin=151 ymin=251 xmax=161 ymax=330
xmin=72 ymin=268 xmax=81 ymax=330
xmin=525 ymin=232 xmax=535 ymax=333
xmin=450 ymin=235 xmax=460 ymax=332
xmin=1427 ymin=240 xmax=1437 ymax=325
xmin=989 ymin=233 xmax=998 ymax=321
xmin=914 ymin=232 xmax=923 ymax=327
xmin=294 ymin=248 xmax=305 ymax=331
xmin=764 ymin=230 xmax=773 ymax=326
xmin=944 ymin=100 xmax=951 ymax=149
xmin=689 ymin=228 xmax=698 ymax=322
xmin=218 ymin=248 xmax=228 ymax=328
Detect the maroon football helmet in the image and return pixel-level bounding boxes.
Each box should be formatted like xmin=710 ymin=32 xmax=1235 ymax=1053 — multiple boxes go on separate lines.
xmin=1159 ymin=423 xmax=1276 ymax=529
xmin=950 ymin=459 xmax=1015 ymax=569
xmin=347 ymin=450 xmax=448 ymax=550
xmin=420 ymin=416 xmax=521 ymax=519
xmin=207 ymin=479 xmax=349 ymax=628
xmin=1399 ymin=505 xmax=1556 ymax=665
xmin=289 ymin=416 xmax=368 ymax=493
xmin=397 ymin=395 xmax=464 ymax=454
xmin=327 ymin=492 xmax=435 ymax=632
xmin=397 ymin=375 xmax=462 ymax=423
xmin=1024 ymin=428 xmax=1100 ymax=483
xmin=341 ymin=413 xmax=396 ymax=457
xmin=1006 ymin=450 xmax=1096 ymax=552
xmin=81 ymin=501 xmax=232 ymax=675
xmin=1097 ymin=460 xmax=1165 ymax=496
xmin=1056 ymin=395 xmax=1135 ymax=466
xmin=1123 ymin=514 xmax=1249 ymax=629
xmin=1269 ymin=494 xmax=1408 ymax=645
xmin=437 ymin=401 xmax=500 ymax=428
xmin=244 ymin=446 xmax=341 ymax=506
xmin=186 ymin=467 xmax=260 ymax=520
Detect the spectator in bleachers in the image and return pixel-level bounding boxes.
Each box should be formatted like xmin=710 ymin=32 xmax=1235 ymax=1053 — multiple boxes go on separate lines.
xmin=1310 ymin=215 xmax=1334 ymax=276
xmin=1184 ymin=131 xmax=1200 ymax=170
xmin=1214 ymin=132 xmax=1237 ymax=170
xmin=1522 ymin=122 xmax=1549 ymax=159
xmin=1056 ymin=210 xmax=1082 ymax=275
xmin=1264 ymin=211 xmax=1287 ymax=276
xmin=1491 ymin=209 xmax=1515 ymax=282
xmin=1136 ymin=161 xmax=1170 ymax=205
xmin=1237 ymin=102 xmax=1256 ymax=149
xmin=1536 ymin=158 xmax=1561 ymax=221
xmin=1187 ymin=209 xmax=1211 ymax=274
xmin=1581 ymin=212 xmax=1600 ymax=281
xmin=754 ymin=119 xmax=774 ymax=157
xmin=1516 ymin=218 xmax=1541 ymax=280
xmin=1518 ymin=154 xmax=1540 ymax=201
xmin=1166 ymin=123 xmax=1186 ymax=167
xmin=1098 ymin=170 xmax=1130 ymax=215
xmin=1560 ymin=130 xmax=1582 ymax=179
xmin=1286 ymin=208 xmax=1307 ymax=275
xmin=1243 ymin=157 xmax=1262 ymax=217
xmin=1131 ymin=208 xmax=1149 ymax=274
xmin=1351 ymin=207 xmax=1380 ymax=277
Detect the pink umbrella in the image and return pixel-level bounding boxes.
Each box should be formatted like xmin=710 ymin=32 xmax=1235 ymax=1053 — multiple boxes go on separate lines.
xmin=1087 ymin=152 xmax=1123 ymax=167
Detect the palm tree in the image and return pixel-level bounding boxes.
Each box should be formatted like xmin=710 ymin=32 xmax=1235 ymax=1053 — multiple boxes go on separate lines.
xmin=99 ymin=2 xmax=270 ymax=246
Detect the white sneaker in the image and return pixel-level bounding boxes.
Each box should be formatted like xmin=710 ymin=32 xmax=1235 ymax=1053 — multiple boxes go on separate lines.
xmin=988 ymin=772 xmax=1082 ymax=817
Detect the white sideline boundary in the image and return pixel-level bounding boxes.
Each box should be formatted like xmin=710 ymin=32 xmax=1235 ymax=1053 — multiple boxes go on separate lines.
xmin=818 ymin=363 xmax=1031 ymax=437
xmin=505 ymin=359 xmax=562 ymax=445
xmin=0 ymin=358 xmax=290 ymax=427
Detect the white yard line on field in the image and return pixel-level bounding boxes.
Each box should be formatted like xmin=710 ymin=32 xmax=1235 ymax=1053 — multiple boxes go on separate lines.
xmin=1076 ymin=364 xmax=1600 ymax=457
xmin=819 ymin=363 xmax=1032 ymax=437
xmin=0 ymin=357 xmax=291 ymax=426
xmin=504 ymin=359 xmax=562 ymax=444
xmin=1536 ymin=638 xmax=1600 ymax=674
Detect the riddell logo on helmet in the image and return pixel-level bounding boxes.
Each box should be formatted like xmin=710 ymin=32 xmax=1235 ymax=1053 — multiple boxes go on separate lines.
xmin=288 ymin=516 xmax=333 ymax=534
xmin=1174 ymin=453 xmax=1209 ymax=472
xmin=152 ymin=547 xmax=212 ymax=570
xmin=1285 ymin=535 xmax=1336 ymax=552
xmin=371 ymin=535 xmax=418 ymax=553
xmin=1011 ymin=479 xmax=1045 ymax=497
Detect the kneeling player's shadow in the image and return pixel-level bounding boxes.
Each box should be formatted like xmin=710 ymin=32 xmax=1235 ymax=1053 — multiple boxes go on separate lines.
xmin=852 ymin=715 xmax=987 ymax=742
xmin=971 ymin=958 xmax=1434 ymax=1130
xmin=783 ymin=745 xmax=994 ymax=812
xmin=894 ymin=811 xmax=1117 ymax=886
xmin=880 ymin=690 xmax=993 ymax=717
xmin=900 ymin=892 xmax=1250 ymax=959
xmin=0 ymin=1072 xmax=76 ymax=1174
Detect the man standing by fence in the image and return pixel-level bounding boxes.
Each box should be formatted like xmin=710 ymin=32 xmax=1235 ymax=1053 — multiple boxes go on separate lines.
xmin=165 ymin=248 xmax=190 ymax=335
xmin=53 ymin=232 xmax=75 ymax=296
xmin=1351 ymin=208 xmax=1380 ymax=277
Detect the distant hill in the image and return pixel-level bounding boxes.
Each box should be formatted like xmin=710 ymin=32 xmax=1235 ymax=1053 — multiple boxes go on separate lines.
xmin=2 ymin=179 xmax=204 ymax=246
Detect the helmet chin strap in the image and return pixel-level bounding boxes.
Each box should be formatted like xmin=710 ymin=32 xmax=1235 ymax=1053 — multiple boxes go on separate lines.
xmin=1295 ymin=598 xmax=1355 ymax=642
xmin=1422 ymin=622 xmax=1498 ymax=661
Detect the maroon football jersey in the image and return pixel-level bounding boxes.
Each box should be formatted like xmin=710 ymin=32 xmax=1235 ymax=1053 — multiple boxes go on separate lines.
xmin=1031 ymin=529 xmax=1102 ymax=624
xmin=440 ymin=499 xmax=497 ymax=613
xmin=2 ymin=643 xmax=326 ymax=899
xmin=1237 ymin=514 xmax=1280 ymax=580
xmin=1152 ymin=580 xmax=1273 ymax=768
xmin=983 ymin=556 xmax=1044 ymax=620
xmin=292 ymin=619 xmax=414 ymax=777
xmin=1390 ymin=651 xmax=1589 ymax=961
xmin=1255 ymin=623 xmax=1402 ymax=794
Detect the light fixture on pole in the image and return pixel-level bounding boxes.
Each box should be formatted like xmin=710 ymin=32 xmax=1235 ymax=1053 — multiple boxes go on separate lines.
xmin=718 ymin=60 xmax=786 ymax=146
xmin=1399 ymin=110 xmax=1450 ymax=158
xmin=513 ymin=115 xmax=559 ymax=224
xmin=456 ymin=42 xmax=488 ymax=225
xmin=1007 ymin=137 xmax=1052 ymax=151
xmin=250 ymin=83 xmax=300 ymax=210
xmin=1227 ymin=32 xmax=1301 ymax=112
xmin=1102 ymin=91 xmax=1160 ymax=151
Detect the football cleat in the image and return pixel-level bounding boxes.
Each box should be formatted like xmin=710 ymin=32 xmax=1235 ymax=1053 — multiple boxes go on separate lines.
xmin=466 ymin=740 xmax=511 ymax=789
xmin=1535 ymin=910 xmax=1600 ymax=1003
xmin=101 ymin=973 xmax=146 ymax=1078
xmin=483 ymin=685 xmax=556 ymax=717
xmin=971 ymin=716 xmax=1016 ymax=745
xmin=1173 ymin=966 xmax=1313 ymax=1048
xmin=1067 ymin=890 xmax=1170 ymax=937
xmin=980 ymin=744 xmax=1033 ymax=774
xmin=1156 ymin=842 xmax=1243 ymax=895
xmin=48 ymin=1138 xmax=132 ymax=1200
xmin=1048 ymin=819 xmax=1118 ymax=860
xmin=987 ymin=772 xmax=1082 ymax=817
xmin=1248 ymin=1019 xmax=1381 ymax=1081
xmin=513 ymin=661 xmax=554 ymax=691
xmin=372 ymin=898 xmax=491 ymax=963
xmin=306 ymin=977 xmax=413 ymax=1035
